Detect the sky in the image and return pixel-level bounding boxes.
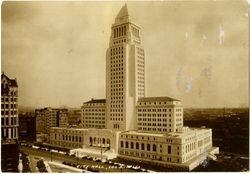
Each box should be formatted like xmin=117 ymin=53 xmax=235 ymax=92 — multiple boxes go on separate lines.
xmin=2 ymin=1 xmax=249 ymax=108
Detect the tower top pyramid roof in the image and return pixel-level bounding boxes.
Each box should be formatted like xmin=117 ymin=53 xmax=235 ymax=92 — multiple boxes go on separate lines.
xmin=116 ymin=4 xmax=129 ymax=19
xmin=114 ymin=4 xmax=139 ymax=27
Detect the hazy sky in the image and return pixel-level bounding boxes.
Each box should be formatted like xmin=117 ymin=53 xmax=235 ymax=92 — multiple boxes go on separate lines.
xmin=2 ymin=1 xmax=249 ymax=108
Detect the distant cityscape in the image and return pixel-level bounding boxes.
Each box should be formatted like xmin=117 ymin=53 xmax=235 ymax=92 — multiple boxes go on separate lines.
xmin=1 ymin=2 xmax=249 ymax=173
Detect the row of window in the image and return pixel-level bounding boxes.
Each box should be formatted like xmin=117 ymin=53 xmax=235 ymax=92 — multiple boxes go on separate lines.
xmin=185 ymin=142 xmax=196 ymax=154
xmin=110 ymin=114 xmax=123 ymax=117
xmin=110 ymin=108 xmax=123 ymax=112
xmin=138 ymin=67 xmax=144 ymax=72
xmin=110 ymin=80 xmax=123 ymax=84
xmin=113 ymin=26 xmax=126 ymax=38
xmin=176 ymin=123 xmax=182 ymax=127
xmin=138 ymin=108 xmax=172 ymax=112
xmin=138 ymin=72 xmax=144 ymax=76
xmin=176 ymin=108 xmax=182 ymax=112
xmin=138 ymin=76 xmax=144 ymax=80
xmin=1 ymin=104 xmax=18 ymax=109
xmin=110 ymin=104 xmax=124 ymax=107
xmin=138 ymin=113 xmax=172 ymax=117
xmin=137 ymin=59 xmax=144 ymax=64
xmin=110 ymin=46 xmax=123 ymax=52
xmin=1 ymin=110 xmax=18 ymax=115
xmin=83 ymin=117 xmax=105 ymax=120
xmin=85 ymin=124 xmax=105 ymax=128
xmin=1 ymin=97 xmax=18 ymax=102
xmin=111 ymin=96 xmax=124 ymax=100
xmin=111 ymin=84 xmax=124 ymax=88
xmin=83 ymin=103 xmax=105 ymax=106
xmin=110 ymin=55 xmax=124 ymax=60
xmin=1 ymin=117 xmax=18 ymax=126
xmin=138 ymin=118 xmax=171 ymax=122
xmin=1 ymin=90 xmax=18 ymax=96
xmin=111 ymin=76 xmax=124 ymax=80
xmin=59 ymin=134 xmax=83 ymax=142
xmin=111 ymin=59 xmax=124 ymax=64
xmin=85 ymin=121 xmax=105 ymax=124
xmin=111 ymin=63 xmax=123 ymax=68
xmin=121 ymin=141 xmax=157 ymax=152
xmin=137 ymin=47 xmax=144 ymax=54
xmin=204 ymin=136 xmax=211 ymax=144
xmin=110 ymin=71 xmax=123 ymax=76
xmin=110 ymin=67 xmax=124 ymax=72
xmin=110 ymin=101 xmax=123 ymax=104
xmin=114 ymin=123 xmax=120 ymax=129
xmin=138 ymin=123 xmax=172 ymax=127
xmin=83 ymin=109 xmax=105 ymax=112
xmin=110 ymin=117 xmax=123 ymax=121
xmin=132 ymin=27 xmax=139 ymax=37
xmin=137 ymin=63 xmax=144 ymax=68
xmin=113 ymin=39 xmax=126 ymax=45
xmin=137 ymin=54 xmax=144 ymax=59
xmin=111 ymin=93 xmax=124 ymax=96
xmin=138 ymin=127 xmax=173 ymax=132
xmin=1 ymin=127 xmax=18 ymax=139
xmin=120 ymin=150 xmax=160 ymax=160
xmin=110 ymin=87 xmax=123 ymax=91
xmin=83 ymin=113 xmax=105 ymax=116
xmin=198 ymin=140 xmax=203 ymax=147
xmin=138 ymin=93 xmax=145 ymax=96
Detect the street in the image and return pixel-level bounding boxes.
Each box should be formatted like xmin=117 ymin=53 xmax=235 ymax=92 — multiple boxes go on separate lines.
xmin=19 ymin=146 xmax=135 ymax=172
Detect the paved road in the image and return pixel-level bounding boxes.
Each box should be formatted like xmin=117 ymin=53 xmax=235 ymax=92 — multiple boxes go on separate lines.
xmin=28 ymin=156 xmax=38 ymax=172
xmin=20 ymin=146 xmax=135 ymax=172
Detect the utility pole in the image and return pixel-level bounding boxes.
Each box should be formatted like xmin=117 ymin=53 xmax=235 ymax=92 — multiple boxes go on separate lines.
xmin=50 ymin=151 xmax=52 ymax=162
xmin=77 ymin=151 xmax=79 ymax=165
xmin=101 ymin=147 xmax=103 ymax=162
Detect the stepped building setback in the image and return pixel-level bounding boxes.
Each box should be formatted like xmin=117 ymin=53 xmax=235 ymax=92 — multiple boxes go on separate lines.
xmin=50 ymin=4 xmax=219 ymax=171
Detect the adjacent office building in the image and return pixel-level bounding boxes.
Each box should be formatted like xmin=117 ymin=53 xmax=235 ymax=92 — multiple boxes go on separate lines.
xmin=35 ymin=107 xmax=68 ymax=134
xmin=81 ymin=99 xmax=106 ymax=129
xmin=1 ymin=73 xmax=19 ymax=172
xmin=19 ymin=112 xmax=36 ymax=142
xmin=136 ymin=97 xmax=183 ymax=133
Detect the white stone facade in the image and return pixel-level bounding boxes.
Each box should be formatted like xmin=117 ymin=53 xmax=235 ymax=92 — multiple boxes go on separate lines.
xmin=137 ymin=97 xmax=183 ymax=133
xmin=49 ymin=4 xmax=219 ymax=171
xmin=118 ymin=128 xmax=215 ymax=171
xmin=81 ymin=99 xmax=106 ymax=129
xmin=50 ymin=127 xmax=119 ymax=153
xmin=106 ymin=5 xmax=145 ymax=131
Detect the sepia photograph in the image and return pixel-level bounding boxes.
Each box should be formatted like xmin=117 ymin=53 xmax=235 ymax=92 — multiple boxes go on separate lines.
xmin=1 ymin=0 xmax=249 ymax=172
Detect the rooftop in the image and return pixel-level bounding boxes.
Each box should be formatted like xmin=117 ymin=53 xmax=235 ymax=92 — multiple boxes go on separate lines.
xmin=84 ymin=98 xmax=106 ymax=104
xmin=138 ymin=96 xmax=180 ymax=102
xmin=114 ymin=4 xmax=138 ymax=27
xmin=1 ymin=73 xmax=18 ymax=87
xmin=116 ymin=4 xmax=129 ymax=19
xmin=121 ymin=130 xmax=165 ymax=137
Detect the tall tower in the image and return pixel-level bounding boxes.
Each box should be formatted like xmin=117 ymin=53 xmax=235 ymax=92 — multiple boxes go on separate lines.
xmin=106 ymin=5 xmax=145 ymax=131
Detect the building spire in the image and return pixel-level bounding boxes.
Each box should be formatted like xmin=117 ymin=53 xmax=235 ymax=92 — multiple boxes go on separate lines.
xmin=116 ymin=4 xmax=129 ymax=19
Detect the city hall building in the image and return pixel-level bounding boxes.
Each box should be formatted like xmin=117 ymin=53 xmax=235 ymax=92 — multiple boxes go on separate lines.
xmin=50 ymin=4 xmax=219 ymax=171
